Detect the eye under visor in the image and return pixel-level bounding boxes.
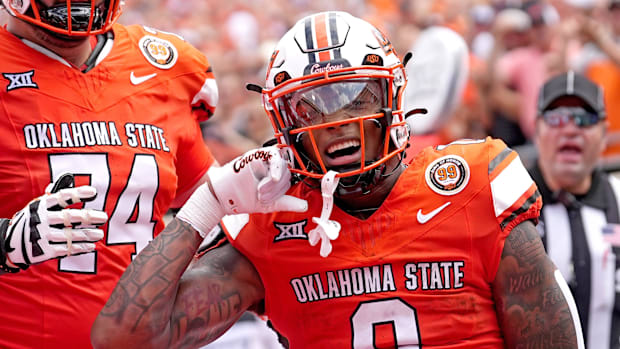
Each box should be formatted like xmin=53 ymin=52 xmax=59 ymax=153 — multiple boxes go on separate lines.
xmin=277 ymin=79 xmax=387 ymax=129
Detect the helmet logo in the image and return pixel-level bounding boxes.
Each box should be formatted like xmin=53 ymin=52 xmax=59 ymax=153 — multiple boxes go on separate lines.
xmin=8 ymin=0 xmax=29 ymax=14
xmin=425 ymin=155 xmax=470 ymax=196
xmin=274 ymin=71 xmax=291 ymax=86
xmin=138 ymin=35 xmax=179 ymax=70
xmin=362 ymin=54 xmax=383 ymax=66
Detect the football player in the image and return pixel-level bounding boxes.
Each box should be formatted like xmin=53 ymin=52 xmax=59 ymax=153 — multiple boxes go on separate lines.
xmin=0 ymin=0 xmax=218 ymax=348
xmin=92 ymin=11 xmax=583 ymax=348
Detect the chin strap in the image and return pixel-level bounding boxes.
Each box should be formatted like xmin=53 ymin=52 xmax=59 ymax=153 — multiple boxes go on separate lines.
xmin=308 ymin=171 xmax=341 ymax=258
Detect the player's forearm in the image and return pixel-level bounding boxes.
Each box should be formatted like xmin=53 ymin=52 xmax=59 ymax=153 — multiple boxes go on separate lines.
xmin=493 ymin=221 xmax=582 ymax=348
xmin=169 ymin=242 xmax=265 ymax=347
xmin=91 ymin=218 xmax=204 ymax=349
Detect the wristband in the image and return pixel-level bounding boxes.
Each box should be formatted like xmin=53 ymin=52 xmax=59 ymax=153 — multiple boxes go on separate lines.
xmin=176 ymin=182 xmax=225 ymax=238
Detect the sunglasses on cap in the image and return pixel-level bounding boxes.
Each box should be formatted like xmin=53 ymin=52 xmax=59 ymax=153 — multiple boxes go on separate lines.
xmin=541 ymin=107 xmax=602 ymax=128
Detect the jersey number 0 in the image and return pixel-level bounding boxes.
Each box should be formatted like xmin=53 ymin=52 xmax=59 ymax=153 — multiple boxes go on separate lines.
xmin=351 ymin=298 xmax=421 ymax=348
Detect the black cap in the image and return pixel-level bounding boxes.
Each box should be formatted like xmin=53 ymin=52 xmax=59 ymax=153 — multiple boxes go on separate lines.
xmin=537 ymin=71 xmax=605 ymax=116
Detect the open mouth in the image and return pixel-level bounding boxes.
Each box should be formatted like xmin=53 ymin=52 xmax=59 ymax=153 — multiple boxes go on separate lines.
xmin=558 ymin=143 xmax=582 ymax=154
xmin=557 ymin=143 xmax=583 ymax=162
xmin=324 ymin=139 xmax=362 ymax=166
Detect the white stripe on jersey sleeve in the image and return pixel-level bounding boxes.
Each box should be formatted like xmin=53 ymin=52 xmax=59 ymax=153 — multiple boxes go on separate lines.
xmin=490 ymin=155 xmax=533 ymax=218
xmin=222 ymin=214 xmax=250 ymax=240
xmin=191 ymin=78 xmax=219 ymax=109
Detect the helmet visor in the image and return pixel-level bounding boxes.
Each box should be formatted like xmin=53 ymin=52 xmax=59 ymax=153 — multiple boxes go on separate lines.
xmin=40 ymin=2 xmax=106 ymax=32
xmin=278 ymin=79 xmax=387 ymax=128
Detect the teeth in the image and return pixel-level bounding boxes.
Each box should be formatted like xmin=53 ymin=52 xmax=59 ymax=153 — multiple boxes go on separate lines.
xmin=327 ymin=140 xmax=360 ymax=155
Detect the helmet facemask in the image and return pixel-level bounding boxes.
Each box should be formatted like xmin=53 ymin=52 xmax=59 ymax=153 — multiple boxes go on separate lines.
xmin=273 ymin=77 xmax=401 ymax=193
xmin=265 ymin=67 xmax=408 ymax=197
xmin=2 ymin=0 xmax=122 ymax=36
xmin=260 ymin=11 xmax=409 ymax=196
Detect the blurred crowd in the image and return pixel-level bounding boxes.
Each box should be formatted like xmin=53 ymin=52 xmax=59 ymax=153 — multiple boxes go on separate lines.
xmin=119 ymin=0 xmax=428 ymax=163
xmin=123 ymin=0 xmax=619 ymax=166
xmin=9 ymin=0 xmax=619 ymax=166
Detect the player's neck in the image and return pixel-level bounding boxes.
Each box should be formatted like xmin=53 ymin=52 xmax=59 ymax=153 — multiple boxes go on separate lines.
xmin=335 ymin=160 xmax=405 ymax=220
xmin=7 ymin=18 xmax=94 ymax=68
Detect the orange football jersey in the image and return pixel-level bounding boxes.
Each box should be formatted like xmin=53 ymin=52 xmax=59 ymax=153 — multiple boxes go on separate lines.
xmin=222 ymin=138 xmax=541 ymax=348
xmin=0 ymin=24 xmax=216 ymax=348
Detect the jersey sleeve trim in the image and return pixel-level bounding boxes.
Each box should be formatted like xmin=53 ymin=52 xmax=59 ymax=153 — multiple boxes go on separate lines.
xmin=191 ymin=76 xmax=218 ymax=121
xmin=499 ymin=188 xmax=540 ymax=230
xmin=488 ymin=146 xmax=514 ymax=178
xmin=490 ymin=154 xmax=535 ymax=218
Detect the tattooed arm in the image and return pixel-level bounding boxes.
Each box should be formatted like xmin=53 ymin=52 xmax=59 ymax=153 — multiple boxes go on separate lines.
xmin=90 ymin=219 xmax=264 ymax=349
xmin=92 ymin=147 xmax=306 ymax=348
xmin=492 ymin=220 xmax=584 ymax=348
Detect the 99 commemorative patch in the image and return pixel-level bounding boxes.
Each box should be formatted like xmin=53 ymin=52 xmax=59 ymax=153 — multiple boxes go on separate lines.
xmin=425 ymin=155 xmax=470 ymax=196
xmin=139 ymin=35 xmax=178 ymax=69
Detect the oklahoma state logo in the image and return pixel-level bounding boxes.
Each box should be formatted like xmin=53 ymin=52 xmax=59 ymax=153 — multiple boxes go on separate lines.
xmin=362 ymin=54 xmax=383 ymax=66
xmin=274 ymin=71 xmax=291 ymax=86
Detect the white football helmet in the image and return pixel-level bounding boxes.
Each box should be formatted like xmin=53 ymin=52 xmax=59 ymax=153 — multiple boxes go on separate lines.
xmin=1 ymin=0 xmax=122 ymax=36
xmin=261 ymin=11 xmax=409 ymax=184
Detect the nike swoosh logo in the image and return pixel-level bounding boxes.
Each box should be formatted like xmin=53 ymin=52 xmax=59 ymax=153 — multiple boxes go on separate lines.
xmin=417 ymin=202 xmax=451 ymax=224
xmin=130 ymin=72 xmax=157 ymax=85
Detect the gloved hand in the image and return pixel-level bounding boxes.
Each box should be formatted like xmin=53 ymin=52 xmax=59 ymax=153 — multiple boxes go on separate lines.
xmin=0 ymin=173 xmax=108 ymax=272
xmin=210 ymin=146 xmax=307 ymax=215
xmin=177 ymin=146 xmax=308 ymax=237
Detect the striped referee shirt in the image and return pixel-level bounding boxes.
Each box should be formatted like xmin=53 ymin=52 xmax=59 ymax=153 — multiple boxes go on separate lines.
xmin=529 ymin=163 xmax=620 ymax=349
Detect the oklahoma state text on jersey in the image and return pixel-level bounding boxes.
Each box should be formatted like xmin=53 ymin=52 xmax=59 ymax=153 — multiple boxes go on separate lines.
xmin=0 ymin=24 xmax=216 ymax=349
xmin=222 ymin=138 xmax=541 ymax=348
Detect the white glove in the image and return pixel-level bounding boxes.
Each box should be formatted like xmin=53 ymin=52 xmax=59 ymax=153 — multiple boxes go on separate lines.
xmin=0 ymin=173 xmax=107 ymax=272
xmin=177 ymin=146 xmax=308 ymax=237
xmin=210 ymin=147 xmax=308 ymax=215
